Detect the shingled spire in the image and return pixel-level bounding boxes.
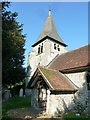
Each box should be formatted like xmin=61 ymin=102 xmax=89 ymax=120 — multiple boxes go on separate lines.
xmin=32 ymin=10 xmax=67 ymax=47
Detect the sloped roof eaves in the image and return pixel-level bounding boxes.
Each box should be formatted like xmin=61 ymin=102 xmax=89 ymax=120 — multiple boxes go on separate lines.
xmin=27 ymin=67 xmax=54 ymax=89
xmin=39 ymin=67 xmax=77 ymax=91
xmin=48 ymin=45 xmax=89 ymax=72
xmin=32 ymin=36 xmax=67 ymax=47
xmin=60 ymin=65 xmax=90 ymax=73
xmin=38 ymin=67 xmax=54 ymax=90
xmin=27 ymin=68 xmax=38 ymax=88
xmin=32 ymin=11 xmax=67 ymax=47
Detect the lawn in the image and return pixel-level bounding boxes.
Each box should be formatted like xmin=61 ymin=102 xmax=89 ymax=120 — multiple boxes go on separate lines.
xmin=2 ymin=96 xmax=90 ymax=120
xmin=63 ymin=112 xmax=90 ymax=120
xmin=2 ymin=96 xmax=31 ymax=120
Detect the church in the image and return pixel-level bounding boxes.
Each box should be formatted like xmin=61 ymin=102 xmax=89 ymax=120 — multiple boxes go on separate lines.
xmin=26 ymin=10 xmax=90 ymax=116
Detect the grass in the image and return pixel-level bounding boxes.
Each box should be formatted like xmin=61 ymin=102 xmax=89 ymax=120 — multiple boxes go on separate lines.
xmin=2 ymin=96 xmax=90 ymax=120
xmin=63 ymin=112 xmax=90 ymax=120
xmin=2 ymin=96 xmax=31 ymax=120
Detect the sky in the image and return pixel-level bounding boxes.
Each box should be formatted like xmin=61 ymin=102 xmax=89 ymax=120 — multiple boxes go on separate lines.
xmin=1 ymin=0 xmax=89 ymax=2
xmin=5 ymin=2 xmax=88 ymax=67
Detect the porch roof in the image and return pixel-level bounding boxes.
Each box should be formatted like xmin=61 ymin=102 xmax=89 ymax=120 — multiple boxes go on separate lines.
xmin=27 ymin=67 xmax=78 ymax=91
xmin=39 ymin=67 xmax=78 ymax=91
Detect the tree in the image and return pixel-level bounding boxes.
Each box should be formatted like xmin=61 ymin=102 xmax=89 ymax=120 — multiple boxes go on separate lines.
xmin=2 ymin=2 xmax=26 ymax=95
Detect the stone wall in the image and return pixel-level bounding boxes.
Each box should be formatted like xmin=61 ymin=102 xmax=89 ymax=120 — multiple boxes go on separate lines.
xmin=26 ymin=38 xmax=67 ymax=86
xmin=66 ymin=72 xmax=88 ymax=112
xmin=27 ymin=70 xmax=88 ymax=116
xmin=29 ymin=39 xmax=67 ymax=68
xmin=47 ymin=94 xmax=74 ymax=116
xmin=66 ymin=72 xmax=88 ymax=105
xmin=66 ymin=72 xmax=86 ymax=88
xmin=46 ymin=71 xmax=88 ymax=116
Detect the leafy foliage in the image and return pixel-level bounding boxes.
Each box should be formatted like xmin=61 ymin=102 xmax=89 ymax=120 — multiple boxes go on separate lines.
xmin=86 ymin=71 xmax=90 ymax=90
xmin=2 ymin=2 xmax=26 ymax=90
xmin=72 ymin=94 xmax=88 ymax=114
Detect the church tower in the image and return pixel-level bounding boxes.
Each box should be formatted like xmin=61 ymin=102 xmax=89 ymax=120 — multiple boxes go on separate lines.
xmin=26 ymin=10 xmax=67 ymax=86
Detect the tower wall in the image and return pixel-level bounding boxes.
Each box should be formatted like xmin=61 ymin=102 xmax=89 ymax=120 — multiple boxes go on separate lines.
xmin=26 ymin=38 xmax=67 ymax=86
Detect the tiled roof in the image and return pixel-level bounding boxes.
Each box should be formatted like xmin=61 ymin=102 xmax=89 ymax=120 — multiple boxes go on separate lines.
xmin=38 ymin=67 xmax=77 ymax=91
xmin=48 ymin=44 xmax=90 ymax=72
xmin=32 ymin=10 xmax=67 ymax=47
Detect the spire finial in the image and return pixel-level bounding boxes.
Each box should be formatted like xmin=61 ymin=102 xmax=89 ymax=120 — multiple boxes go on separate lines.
xmin=48 ymin=10 xmax=51 ymax=16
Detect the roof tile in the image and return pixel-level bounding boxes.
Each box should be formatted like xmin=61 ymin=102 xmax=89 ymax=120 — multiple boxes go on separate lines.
xmin=39 ymin=67 xmax=77 ymax=91
xmin=48 ymin=44 xmax=90 ymax=72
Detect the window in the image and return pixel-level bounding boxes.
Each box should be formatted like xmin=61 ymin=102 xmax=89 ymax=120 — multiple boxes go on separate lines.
xmin=54 ymin=43 xmax=60 ymax=51
xmin=38 ymin=43 xmax=43 ymax=54
xmin=38 ymin=46 xmax=40 ymax=54
xmin=41 ymin=43 xmax=43 ymax=53
xmin=54 ymin=43 xmax=56 ymax=50
xmin=57 ymin=45 xmax=60 ymax=51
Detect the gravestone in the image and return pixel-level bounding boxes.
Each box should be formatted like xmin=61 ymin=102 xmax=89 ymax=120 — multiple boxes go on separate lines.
xmin=19 ymin=88 xmax=23 ymax=97
xmin=4 ymin=90 xmax=10 ymax=100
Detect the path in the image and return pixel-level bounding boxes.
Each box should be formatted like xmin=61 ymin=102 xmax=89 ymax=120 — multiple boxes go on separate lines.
xmin=7 ymin=107 xmax=60 ymax=119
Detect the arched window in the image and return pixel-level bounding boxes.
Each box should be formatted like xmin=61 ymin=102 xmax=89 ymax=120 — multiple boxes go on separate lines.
xmin=41 ymin=43 xmax=43 ymax=53
xmin=57 ymin=45 xmax=60 ymax=51
xmin=54 ymin=43 xmax=56 ymax=50
xmin=38 ymin=46 xmax=40 ymax=54
xmin=38 ymin=43 xmax=43 ymax=54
